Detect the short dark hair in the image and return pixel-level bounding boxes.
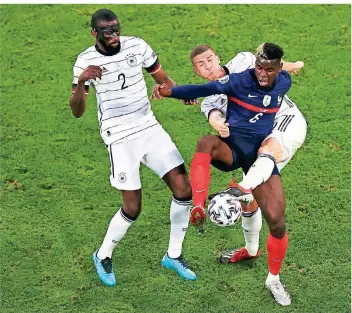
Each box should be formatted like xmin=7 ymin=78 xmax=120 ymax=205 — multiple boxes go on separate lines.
xmin=91 ymin=9 xmax=118 ymax=30
xmin=190 ymin=44 xmax=215 ymax=63
xmin=256 ymin=43 xmax=284 ymax=60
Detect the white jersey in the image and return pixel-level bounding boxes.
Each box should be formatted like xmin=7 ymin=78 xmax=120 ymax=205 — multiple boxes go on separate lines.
xmin=72 ymin=36 xmax=161 ymax=145
xmin=201 ymin=52 xmax=303 ymax=120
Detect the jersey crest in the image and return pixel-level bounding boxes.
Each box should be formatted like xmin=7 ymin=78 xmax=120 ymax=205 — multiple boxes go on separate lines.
xmin=278 ymin=94 xmax=282 ymax=104
xmin=263 ymin=95 xmax=271 ymax=107
xmin=126 ymin=54 xmax=138 ymax=67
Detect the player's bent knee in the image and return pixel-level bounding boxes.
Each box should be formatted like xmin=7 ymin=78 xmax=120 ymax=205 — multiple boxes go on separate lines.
xmin=196 ymin=135 xmax=218 ymax=152
xmin=257 ymin=145 xmax=274 ymax=157
xmin=259 ymin=137 xmax=283 ymax=162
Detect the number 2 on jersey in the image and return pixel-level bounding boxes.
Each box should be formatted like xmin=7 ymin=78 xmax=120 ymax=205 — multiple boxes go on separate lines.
xmin=118 ymin=73 xmax=128 ymax=90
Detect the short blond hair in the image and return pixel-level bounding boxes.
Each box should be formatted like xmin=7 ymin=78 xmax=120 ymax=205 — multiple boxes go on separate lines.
xmin=190 ymin=45 xmax=215 ymax=63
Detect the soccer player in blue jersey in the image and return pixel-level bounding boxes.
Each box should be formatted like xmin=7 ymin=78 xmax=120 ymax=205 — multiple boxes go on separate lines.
xmin=158 ymin=43 xmax=292 ymax=305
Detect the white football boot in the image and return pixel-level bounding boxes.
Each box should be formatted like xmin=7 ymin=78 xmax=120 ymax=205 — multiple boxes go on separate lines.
xmin=265 ymin=279 xmax=292 ymax=306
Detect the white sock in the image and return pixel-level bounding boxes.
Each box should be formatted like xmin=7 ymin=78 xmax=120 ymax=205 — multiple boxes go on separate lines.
xmin=240 ymin=154 xmax=276 ymax=190
xmin=97 ymin=208 xmax=135 ymax=260
xmin=242 ymin=207 xmax=262 ymax=256
xmin=167 ymin=196 xmax=192 ymax=259
xmin=266 ymin=272 xmax=280 ymax=285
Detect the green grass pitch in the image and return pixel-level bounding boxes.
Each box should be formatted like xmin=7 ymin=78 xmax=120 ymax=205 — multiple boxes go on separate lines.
xmin=0 ymin=4 xmax=350 ymax=313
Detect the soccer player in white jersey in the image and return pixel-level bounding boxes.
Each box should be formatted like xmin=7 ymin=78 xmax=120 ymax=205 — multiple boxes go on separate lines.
xmin=190 ymin=45 xmax=307 ymax=306
xmin=69 ymin=9 xmax=197 ymax=287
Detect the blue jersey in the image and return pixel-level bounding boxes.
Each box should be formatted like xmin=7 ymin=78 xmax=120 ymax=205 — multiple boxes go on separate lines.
xmin=171 ymin=69 xmax=292 ymax=138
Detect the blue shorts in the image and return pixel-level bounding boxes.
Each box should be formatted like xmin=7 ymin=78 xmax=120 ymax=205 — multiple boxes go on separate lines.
xmin=211 ymin=134 xmax=280 ymax=175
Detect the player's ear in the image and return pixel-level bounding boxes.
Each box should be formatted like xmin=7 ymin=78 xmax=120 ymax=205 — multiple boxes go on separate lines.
xmin=91 ymin=29 xmax=97 ymax=38
xmin=216 ymin=55 xmax=220 ymax=64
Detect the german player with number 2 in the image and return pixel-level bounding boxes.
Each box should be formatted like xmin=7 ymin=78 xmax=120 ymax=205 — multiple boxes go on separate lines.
xmin=70 ymin=9 xmax=197 ymax=287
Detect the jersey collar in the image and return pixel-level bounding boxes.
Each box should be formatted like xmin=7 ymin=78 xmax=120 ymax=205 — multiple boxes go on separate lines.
xmin=95 ymin=43 xmax=121 ymax=56
xmin=222 ymin=65 xmax=230 ymax=75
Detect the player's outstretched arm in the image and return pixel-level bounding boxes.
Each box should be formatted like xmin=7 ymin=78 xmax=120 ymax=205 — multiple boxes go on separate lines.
xmin=70 ymin=65 xmax=102 ymax=118
xmin=151 ymin=70 xmax=198 ymax=105
xmin=151 ymin=68 xmax=176 ymax=89
xmin=282 ymin=60 xmax=304 ymax=75
xmin=158 ymin=80 xmax=223 ymax=100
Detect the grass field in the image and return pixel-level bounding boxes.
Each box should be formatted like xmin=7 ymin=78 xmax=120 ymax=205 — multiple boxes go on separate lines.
xmin=0 ymin=4 xmax=351 ymax=313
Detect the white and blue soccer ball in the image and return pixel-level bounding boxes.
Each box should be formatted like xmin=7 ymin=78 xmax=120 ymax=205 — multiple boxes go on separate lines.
xmin=207 ymin=193 xmax=242 ymax=227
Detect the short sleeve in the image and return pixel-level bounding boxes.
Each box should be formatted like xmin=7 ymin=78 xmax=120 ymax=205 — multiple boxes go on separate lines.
xmin=201 ymin=95 xmax=228 ymax=119
xmin=72 ymin=56 xmax=90 ymax=94
xmin=72 ymin=57 xmax=91 ymax=86
xmin=140 ymin=38 xmax=158 ymax=68
xmin=225 ymin=52 xmax=256 ymax=74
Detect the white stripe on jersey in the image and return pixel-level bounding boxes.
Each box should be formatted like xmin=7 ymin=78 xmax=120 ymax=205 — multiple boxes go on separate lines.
xmin=200 ymin=51 xmax=303 ymax=120
xmin=72 ymin=36 xmax=159 ymax=145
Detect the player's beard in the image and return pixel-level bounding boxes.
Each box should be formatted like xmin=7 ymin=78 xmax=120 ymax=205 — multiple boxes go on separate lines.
xmin=99 ymin=38 xmax=120 ymax=55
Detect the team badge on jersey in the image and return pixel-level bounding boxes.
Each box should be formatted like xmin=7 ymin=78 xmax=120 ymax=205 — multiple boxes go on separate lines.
xmin=278 ymin=94 xmax=283 ymax=105
xmin=126 ymin=54 xmax=137 ymax=67
xmin=217 ymin=75 xmax=229 ymax=84
xmin=263 ymin=95 xmax=271 ymax=107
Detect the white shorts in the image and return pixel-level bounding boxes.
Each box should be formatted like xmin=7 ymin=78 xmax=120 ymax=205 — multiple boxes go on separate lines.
xmin=107 ymin=124 xmax=184 ymax=190
xmin=265 ymin=111 xmax=308 ymax=172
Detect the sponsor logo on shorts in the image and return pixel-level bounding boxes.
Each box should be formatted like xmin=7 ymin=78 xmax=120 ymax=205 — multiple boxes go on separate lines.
xmin=118 ymin=172 xmax=127 ymax=183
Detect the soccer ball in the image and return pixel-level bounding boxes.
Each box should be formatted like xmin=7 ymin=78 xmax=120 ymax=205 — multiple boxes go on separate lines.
xmin=207 ymin=193 xmax=242 ymax=227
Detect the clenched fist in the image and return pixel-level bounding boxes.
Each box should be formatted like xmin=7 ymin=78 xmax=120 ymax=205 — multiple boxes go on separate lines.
xmin=78 ymin=65 xmax=103 ymax=84
xmin=157 ymin=83 xmax=172 ymax=97
xmin=215 ymin=118 xmax=230 ymax=138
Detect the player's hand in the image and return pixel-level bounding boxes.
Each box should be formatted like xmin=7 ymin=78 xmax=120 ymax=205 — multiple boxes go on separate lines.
xmin=218 ymin=122 xmax=230 ymax=138
xmin=214 ymin=118 xmax=230 ymax=138
xmin=289 ymin=61 xmax=304 ymax=75
xmin=78 ymin=65 xmax=102 ymax=83
xmin=182 ymin=99 xmax=200 ymax=105
xmin=150 ymin=84 xmax=163 ymax=100
xmin=158 ymin=83 xmax=172 ymax=97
